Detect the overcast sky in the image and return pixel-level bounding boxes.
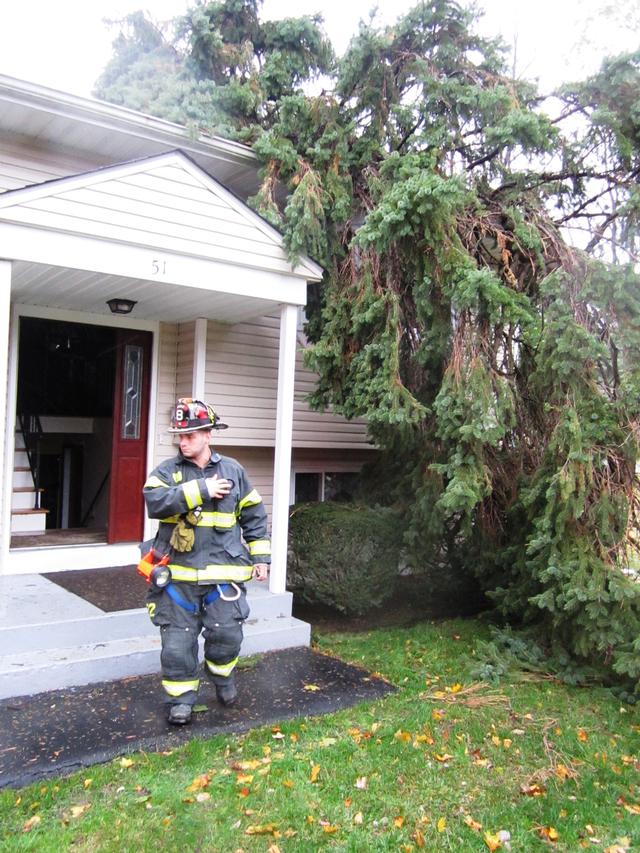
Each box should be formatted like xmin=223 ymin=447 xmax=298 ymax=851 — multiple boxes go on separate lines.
xmin=0 ymin=0 xmax=636 ymax=100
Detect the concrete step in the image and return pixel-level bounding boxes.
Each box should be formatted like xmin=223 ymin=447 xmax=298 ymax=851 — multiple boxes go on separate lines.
xmin=0 ymin=616 xmax=310 ymax=700
xmin=0 ymin=589 xmax=294 ymax=655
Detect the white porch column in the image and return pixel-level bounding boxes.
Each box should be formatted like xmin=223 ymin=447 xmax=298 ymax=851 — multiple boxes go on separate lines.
xmin=192 ymin=318 xmax=207 ymax=400
xmin=0 ymin=261 xmax=12 ymax=565
xmin=270 ymin=303 xmax=298 ymax=594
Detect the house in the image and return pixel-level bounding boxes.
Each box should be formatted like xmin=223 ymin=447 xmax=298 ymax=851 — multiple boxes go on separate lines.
xmin=0 ymin=74 xmax=374 ymax=694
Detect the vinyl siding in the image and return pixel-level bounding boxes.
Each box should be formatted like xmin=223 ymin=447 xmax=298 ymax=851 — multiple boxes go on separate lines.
xmin=207 ymin=315 xmax=372 ymax=450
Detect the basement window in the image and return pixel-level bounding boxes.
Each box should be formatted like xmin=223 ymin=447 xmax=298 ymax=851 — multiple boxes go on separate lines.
xmin=293 ymin=471 xmax=359 ymax=504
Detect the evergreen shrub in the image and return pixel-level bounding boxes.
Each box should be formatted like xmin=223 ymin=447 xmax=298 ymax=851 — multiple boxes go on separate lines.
xmin=287 ymin=502 xmax=403 ymax=615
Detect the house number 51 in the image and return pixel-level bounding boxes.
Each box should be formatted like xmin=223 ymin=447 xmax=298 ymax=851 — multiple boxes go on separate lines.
xmin=151 ymin=259 xmax=167 ymax=275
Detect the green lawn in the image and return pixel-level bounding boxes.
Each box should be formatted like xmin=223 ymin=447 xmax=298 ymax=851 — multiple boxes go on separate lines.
xmin=1 ymin=619 xmax=638 ymax=852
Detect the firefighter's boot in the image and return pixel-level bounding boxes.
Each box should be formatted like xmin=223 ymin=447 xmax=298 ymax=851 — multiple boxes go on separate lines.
xmin=167 ymin=703 xmax=193 ymax=725
xmin=214 ymin=674 xmax=237 ymax=706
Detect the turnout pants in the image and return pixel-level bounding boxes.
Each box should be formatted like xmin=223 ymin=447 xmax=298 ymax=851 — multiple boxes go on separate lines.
xmin=146 ymin=581 xmax=250 ymax=706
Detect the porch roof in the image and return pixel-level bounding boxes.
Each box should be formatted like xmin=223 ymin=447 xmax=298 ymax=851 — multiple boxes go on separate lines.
xmin=0 ymin=151 xmax=323 ymax=324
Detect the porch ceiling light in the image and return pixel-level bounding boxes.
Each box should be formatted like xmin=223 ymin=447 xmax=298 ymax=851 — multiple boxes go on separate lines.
xmin=106 ymin=297 xmax=137 ymax=315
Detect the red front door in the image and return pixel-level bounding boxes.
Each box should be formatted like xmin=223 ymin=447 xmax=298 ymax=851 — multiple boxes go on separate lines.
xmin=107 ymin=329 xmax=152 ymax=543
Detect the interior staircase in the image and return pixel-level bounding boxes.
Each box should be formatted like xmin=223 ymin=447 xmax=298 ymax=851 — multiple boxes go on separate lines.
xmin=11 ymin=429 xmax=47 ymax=535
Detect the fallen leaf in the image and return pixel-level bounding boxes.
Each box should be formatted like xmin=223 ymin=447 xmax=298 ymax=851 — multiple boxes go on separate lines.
xmin=319 ymin=737 xmax=337 ymax=747
xmin=395 ymin=729 xmax=412 ymax=743
xmin=322 ymin=825 xmax=339 ymax=834
xmin=267 ymin=845 xmax=281 ymax=853
xmin=537 ymin=826 xmax=559 ymax=842
xmin=413 ymin=828 xmax=426 ymax=847
xmin=22 ymin=815 xmax=41 ymax=833
xmin=233 ymin=759 xmax=263 ymax=771
xmin=354 ymin=812 xmax=364 ymax=825
xmin=186 ymin=774 xmax=211 ymax=792
xmin=577 ymin=729 xmax=588 ymax=743
xmin=434 ymin=753 xmax=454 ymax=763
xmin=238 ymin=787 xmax=250 ymax=798
xmin=394 ymin=816 xmax=405 ymax=828
xmin=303 ymin=684 xmax=321 ymax=692
xmin=484 ymin=831 xmax=502 ymax=851
xmin=520 ymin=783 xmax=546 ymax=797
xmin=119 ymin=757 xmax=134 ymax=768
xmin=464 ymin=815 xmax=482 ymax=832
xmin=604 ymin=838 xmax=631 ymax=853
xmin=246 ymin=823 xmax=279 ymax=836
xmin=83 ymin=779 xmax=92 ymax=789
xmin=71 ymin=804 xmax=91 ymax=819
xmin=282 ymin=780 xmax=294 ymax=789
xmin=195 ymin=792 xmax=211 ymax=803
xmin=555 ymin=764 xmax=573 ymax=781
xmin=437 ymin=816 xmax=446 ymax=832
xmin=310 ymin=764 xmax=321 ymax=783
xmin=192 ymin=704 xmax=208 ymax=713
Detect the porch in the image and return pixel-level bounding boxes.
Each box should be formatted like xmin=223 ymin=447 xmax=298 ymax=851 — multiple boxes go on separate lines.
xmin=0 ymin=569 xmax=310 ymax=701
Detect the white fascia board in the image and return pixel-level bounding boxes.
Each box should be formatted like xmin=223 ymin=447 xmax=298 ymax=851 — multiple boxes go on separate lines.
xmin=0 ymin=221 xmax=308 ymax=305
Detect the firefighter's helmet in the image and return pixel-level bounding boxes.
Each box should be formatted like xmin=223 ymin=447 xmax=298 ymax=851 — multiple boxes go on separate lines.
xmin=168 ymin=398 xmax=228 ymax=433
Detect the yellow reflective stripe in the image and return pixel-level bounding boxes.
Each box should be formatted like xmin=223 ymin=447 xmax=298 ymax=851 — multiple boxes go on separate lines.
xmin=144 ymin=476 xmax=169 ymax=489
xmin=238 ymin=489 xmax=262 ymax=510
xmin=168 ymin=564 xmax=253 ymax=582
xmin=205 ymin=657 xmax=238 ymax=677
xmin=172 ymin=471 xmax=183 ymax=483
xmin=159 ymin=511 xmax=237 ymax=528
xmin=199 ymin=512 xmax=237 ymax=528
xmin=162 ymin=679 xmax=200 ymax=697
xmin=248 ymin=539 xmax=271 ymax=556
xmin=182 ymin=479 xmax=202 ymax=510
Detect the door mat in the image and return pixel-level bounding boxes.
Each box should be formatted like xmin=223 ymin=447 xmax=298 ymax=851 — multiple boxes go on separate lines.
xmin=0 ymin=646 xmax=395 ymax=789
xmin=42 ymin=566 xmax=146 ymax=612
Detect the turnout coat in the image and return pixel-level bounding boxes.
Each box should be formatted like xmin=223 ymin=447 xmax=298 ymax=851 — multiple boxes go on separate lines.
xmin=143 ymin=451 xmax=271 ymax=583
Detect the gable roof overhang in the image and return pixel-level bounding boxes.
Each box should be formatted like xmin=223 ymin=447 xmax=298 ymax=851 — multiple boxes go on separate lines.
xmin=0 ymin=74 xmax=263 ymax=201
xmin=0 ymin=150 xmax=323 ymax=324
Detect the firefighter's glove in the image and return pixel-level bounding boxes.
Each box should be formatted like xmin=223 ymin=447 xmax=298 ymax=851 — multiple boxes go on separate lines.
xmin=169 ymin=510 xmax=200 ymax=553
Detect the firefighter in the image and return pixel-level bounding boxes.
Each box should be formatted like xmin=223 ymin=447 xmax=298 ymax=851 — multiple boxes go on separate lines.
xmin=142 ymin=398 xmax=270 ymax=725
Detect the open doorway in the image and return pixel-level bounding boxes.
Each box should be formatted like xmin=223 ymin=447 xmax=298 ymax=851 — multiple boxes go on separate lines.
xmin=15 ymin=317 xmax=117 ymax=543
xmin=12 ymin=317 xmax=152 ymax=548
